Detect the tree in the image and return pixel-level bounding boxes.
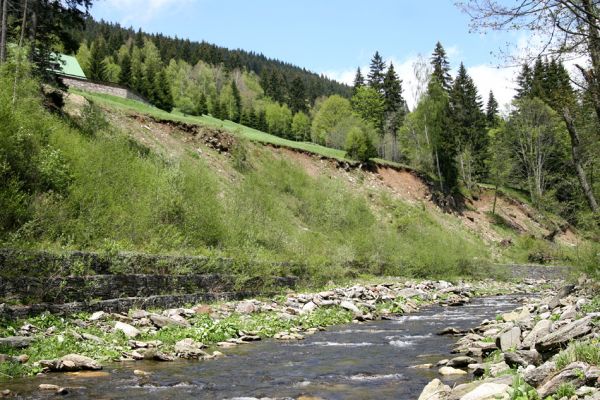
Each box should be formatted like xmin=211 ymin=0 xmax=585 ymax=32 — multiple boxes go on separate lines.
xmin=311 ymin=95 xmax=353 ymax=145
xmin=351 ymin=86 xmax=385 ymax=155
xmin=459 ymin=0 xmax=600 ymax=213
xmin=154 ymin=69 xmax=174 ymax=112
xmin=345 ymin=126 xmax=377 ymax=162
xmin=289 ymin=77 xmax=307 ymax=114
xmin=382 ymin=62 xmax=406 ymax=160
xmin=431 ymin=42 xmax=452 ymax=92
xmin=367 ymin=51 xmax=386 ymax=94
xmin=352 ymin=67 xmax=365 ymax=95
xmin=119 ymin=52 xmax=132 ymax=86
xmin=230 ymin=80 xmax=242 ymax=122
xmin=196 ymin=92 xmax=208 ymax=116
xmin=515 ymin=64 xmax=533 ymax=100
xmin=264 ymin=102 xmax=292 ymax=137
xmin=1 ymin=0 xmax=9 ymax=63
xmin=486 ymin=90 xmax=499 ymax=128
xmin=88 ymin=38 xmax=107 ymax=81
xmin=291 ymin=111 xmax=311 ymax=141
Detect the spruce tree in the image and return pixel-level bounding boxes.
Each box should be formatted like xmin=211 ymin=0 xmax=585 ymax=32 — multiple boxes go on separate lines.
xmin=88 ymin=38 xmax=108 ymax=81
xmin=196 ymin=93 xmax=208 ymax=116
xmin=119 ymin=53 xmax=132 ymax=87
xmin=486 ymin=90 xmax=499 ymax=128
xmin=230 ymin=80 xmax=242 ymax=122
xmin=289 ymin=77 xmax=307 ymax=114
xmin=367 ymin=51 xmax=386 ymax=94
xmin=430 ymin=41 xmax=452 ymax=92
xmin=154 ymin=69 xmax=174 ymax=112
xmin=383 ymin=63 xmax=405 ymax=115
xmin=352 ymin=67 xmax=365 ymax=95
xmin=515 ymin=64 xmax=533 ymax=99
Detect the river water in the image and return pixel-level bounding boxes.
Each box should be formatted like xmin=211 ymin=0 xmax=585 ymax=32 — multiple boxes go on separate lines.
xmin=5 ymin=295 xmax=522 ymax=399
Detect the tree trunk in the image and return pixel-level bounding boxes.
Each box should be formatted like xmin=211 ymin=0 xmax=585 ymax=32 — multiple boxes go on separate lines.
xmin=0 ymin=0 xmax=7 ymax=63
xmin=581 ymin=0 xmax=600 ymax=128
xmin=563 ymin=108 xmax=599 ymax=213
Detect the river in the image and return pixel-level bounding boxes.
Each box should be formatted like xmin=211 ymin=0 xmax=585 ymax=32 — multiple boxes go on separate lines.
xmin=4 ymin=295 xmax=522 ymax=399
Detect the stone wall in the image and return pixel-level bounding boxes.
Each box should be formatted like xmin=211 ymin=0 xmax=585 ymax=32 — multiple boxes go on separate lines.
xmin=60 ymin=76 xmax=148 ymax=104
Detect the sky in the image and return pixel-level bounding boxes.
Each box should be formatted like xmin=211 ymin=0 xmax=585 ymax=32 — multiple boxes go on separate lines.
xmin=91 ymin=0 xmax=527 ymax=109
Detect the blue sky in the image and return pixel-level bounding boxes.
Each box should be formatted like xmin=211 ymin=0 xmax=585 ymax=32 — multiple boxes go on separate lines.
xmin=91 ymin=0 xmax=525 ymax=108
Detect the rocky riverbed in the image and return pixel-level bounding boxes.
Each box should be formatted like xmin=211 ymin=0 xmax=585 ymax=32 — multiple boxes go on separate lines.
xmin=0 ymin=277 xmax=593 ymax=399
xmin=417 ymin=277 xmax=600 ymax=400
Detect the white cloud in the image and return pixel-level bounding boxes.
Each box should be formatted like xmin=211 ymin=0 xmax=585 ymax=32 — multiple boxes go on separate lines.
xmin=101 ymin=0 xmax=194 ymax=25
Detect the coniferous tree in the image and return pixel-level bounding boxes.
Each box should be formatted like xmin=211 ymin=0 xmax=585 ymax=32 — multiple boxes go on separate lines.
xmin=367 ymin=51 xmax=386 ymax=94
xmin=88 ymin=38 xmax=108 ymax=81
xmin=229 ymin=80 xmax=242 ymax=122
xmin=118 ymin=52 xmax=132 ymax=86
xmin=515 ymin=64 xmax=533 ymax=99
xmin=196 ymin=92 xmax=208 ymax=115
xmin=382 ymin=62 xmax=406 ymax=160
xmin=289 ymin=77 xmax=307 ymax=114
xmin=486 ymin=90 xmax=499 ymax=128
xmin=430 ymin=41 xmax=452 ymax=92
xmin=257 ymin=109 xmax=268 ymax=132
xmin=352 ymin=67 xmax=365 ymax=95
xmin=154 ymin=69 xmax=174 ymax=112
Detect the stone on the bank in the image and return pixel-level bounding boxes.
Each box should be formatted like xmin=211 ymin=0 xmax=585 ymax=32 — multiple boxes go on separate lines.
xmin=301 ymin=301 xmax=318 ymax=314
xmin=39 ymin=384 xmax=60 ymax=391
xmin=438 ymin=327 xmax=462 ymax=335
xmin=174 ymin=339 xmax=208 ymax=359
xmin=439 ymin=366 xmax=468 ymax=376
xmin=418 ymin=378 xmax=451 ymax=400
xmin=133 ymin=369 xmax=151 ymax=376
xmin=0 ymin=336 xmax=33 ymax=349
xmin=81 ymin=333 xmax=104 ymax=343
xmin=548 ymin=285 xmax=575 ymax=309
xmin=535 ymin=316 xmax=592 ymax=354
xmin=522 ymin=319 xmax=551 ymax=349
xmin=536 ymin=362 xmax=590 ymax=398
xmin=460 ymin=382 xmax=509 ymax=400
xmin=150 ymin=314 xmax=190 ymax=329
xmin=88 ymin=311 xmax=106 ymax=321
xmin=130 ymin=310 xmax=149 ymax=319
xmin=340 ymin=300 xmax=361 ymax=315
xmin=495 ymin=327 xmax=521 ymax=351
xmin=468 ymin=363 xmax=486 ymax=377
xmin=489 ymin=361 xmax=510 ymax=377
xmin=115 ymin=321 xmax=141 ymax=338
xmin=40 ymin=354 xmax=102 ymax=372
xmin=447 ymin=356 xmax=476 ymax=368
xmin=504 ymin=349 xmax=541 ymax=368
xmin=235 ymin=301 xmax=257 ymax=314
xmin=142 ymin=349 xmax=174 ymax=362
xmin=523 ymin=361 xmax=556 ymax=387
xmin=559 ymin=305 xmax=577 ymax=321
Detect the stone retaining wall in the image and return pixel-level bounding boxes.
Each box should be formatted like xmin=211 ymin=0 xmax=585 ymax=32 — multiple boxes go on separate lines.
xmin=60 ymin=76 xmax=148 ymax=104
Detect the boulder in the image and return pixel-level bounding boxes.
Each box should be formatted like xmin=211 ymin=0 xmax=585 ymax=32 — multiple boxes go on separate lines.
xmin=174 ymin=339 xmax=207 ymax=359
xmin=559 ymin=305 xmax=577 ymax=321
xmin=340 ymin=300 xmax=361 ymax=315
xmin=495 ymin=327 xmax=521 ymax=351
xmin=535 ymin=316 xmax=592 ymax=354
xmin=438 ymin=327 xmax=463 ymax=336
xmin=130 ymin=310 xmax=149 ymax=319
xmin=235 ymin=301 xmax=257 ymax=314
xmin=141 ymin=349 xmax=174 ymax=362
xmin=439 ymin=366 xmax=468 ymax=376
xmin=536 ymin=362 xmax=589 ymax=398
xmin=504 ymin=350 xmax=542 ymax=368
xmin=418 ymin=378 xmax=451 ymax=400
xmin=460 ymin=382 xmax=509 ymax=400
xmin=39 ymin=354 xmax=102 ymax=372
xmin=88 ymin=311 xmax=106 ymax=321
xmin=522 ymin=319 xmax=551 ymax=349
xmin=0 ymin=336 xmax=33 ymax=349
xmin=300 ymin=301 xmax=318 ymax=314
xmin=548 ymin=285 xmax=575 ymax=309
xmin=150 ymin=314 xmax=190 ymax=329
xmin=115 ymin=321 xmax=141 ymax=338
xmin=488 ymin=361 xmax=510 ymax=377
xmin=523 ymin=361 xmax=556 ymax=387
xmin=447 ymin=356 xmax=476 ymax=368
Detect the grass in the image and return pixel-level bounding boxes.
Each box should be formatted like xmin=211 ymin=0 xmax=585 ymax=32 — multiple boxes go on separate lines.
xmin=555 ymin=339 xmax=600 ymax=369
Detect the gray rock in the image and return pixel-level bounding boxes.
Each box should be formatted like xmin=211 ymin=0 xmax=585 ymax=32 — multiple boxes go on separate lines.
xmin=150 ymin=314 xmax=190 ymax=329
xmin=340 ymin=300 xmax=361 ymax=315
xmin=559 ymin=305 xmax=577 ymax=321
xmin=88 ymin=311 xmax=106 ymax=321
xmin=439 ymin=366 xmax=467 ymax=376
xmin=548 ymin=285 xmax=575 ymax=309
xmin=537 ymin=362 xmax=589 ymax=398
xmin=522 ymin=319 xmax=551 ymax=349
xmin=488 ymin=361 xmax=510 ymax=377
xmin=523 ymin=361 xmax=556 ymax=387
xmin=496 ymin=326 xmax=521 ymax=351
xmin=39 ymin=354 xmax=102 ymax=372
xmin=174 ymin=339 xmax=207 ymax=359
xmin=115 ymin=321 xmax=141 ymax=338
xmin=535 ymin=316 xmax=592 ymax=354
xmin=447 ymin=356 xmax=476 ymax=368
xmin=142 ymin=349 xmax=174 ymax=362
xmin=437 ymin=327 xmax=462 ymax=336
xmin=81 ymin=333 xmax=104 ymax=344
xmin=300 ymin=301 xmax=318 ymax=314
xmin=418 ymin=378 xmax=451 ymax=400
xmin=0 ymin=336 xmax=33 ymax=349
xmin=460 ymin=382 xmax=510 ymax=400
xmin=235 ymin=301 xmax=257 ymax=314
xmin=468 ymin=363 xmax=486 ymax=377
xmin=504 ymin=349 xmax=541 ymax=368
xmin=130 ymin=310 xmax=149 ymax=319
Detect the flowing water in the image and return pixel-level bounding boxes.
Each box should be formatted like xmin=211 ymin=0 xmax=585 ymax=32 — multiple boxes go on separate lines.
xmin=4 ymin=295 xmax=522 ymax=399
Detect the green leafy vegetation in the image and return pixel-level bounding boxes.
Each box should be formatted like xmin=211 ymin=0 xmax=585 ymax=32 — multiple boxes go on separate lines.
xmin=555 ymin=340 xmax=600 ymax=370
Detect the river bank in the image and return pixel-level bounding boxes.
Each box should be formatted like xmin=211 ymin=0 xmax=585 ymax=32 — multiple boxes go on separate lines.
xmin=0 ymin=277 xmax=565 ymax=398
xmin=417 ymin=277 xmax=600 ymax=400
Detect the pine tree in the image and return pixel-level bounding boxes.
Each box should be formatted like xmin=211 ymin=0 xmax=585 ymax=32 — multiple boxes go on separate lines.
xmin=515 ymin=64 xmax=533 ymax=99
xmin=383 ymin=63 xmax=405 ymax=115
xmin=486 ymin=90 xmax=499 ymax=127
xmin=196 ymin=93 xmax=208 ymax=115
xmin=367 ymin=51 xmax=386 ymax=94
xmin=119 ymin=52 xmax=132 ymax=87
xmin=289 ymin=77 xmax=307 ymax=114
xmin=230 ymin=80 xmax=242 ymax=122
xmin=257 ymin=109 xmax=268 ymax=132
xmin=352 ymin=67 xmax=365 ymax=95
xmin=530 ymin=57 xmax=546 ymax=99
xmin=88 ymin=38 xmax=108 ymax=81
xmin=153 ymin=69 xmax=174 ymax=112
xmin=430 ymin=41 xmax=452 ymax=92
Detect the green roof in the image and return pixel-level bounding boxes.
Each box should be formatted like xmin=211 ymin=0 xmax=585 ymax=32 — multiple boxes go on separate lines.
xmin=49 ymin=53 xmax=87 ymax=79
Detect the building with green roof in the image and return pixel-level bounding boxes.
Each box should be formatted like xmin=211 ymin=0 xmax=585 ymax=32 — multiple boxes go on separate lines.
xmin=49 ymin=53 xmax=87 ymax=80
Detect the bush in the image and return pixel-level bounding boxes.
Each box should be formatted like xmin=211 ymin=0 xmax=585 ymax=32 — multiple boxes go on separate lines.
xmin=345 ymin=127 xmax=377 ymax=162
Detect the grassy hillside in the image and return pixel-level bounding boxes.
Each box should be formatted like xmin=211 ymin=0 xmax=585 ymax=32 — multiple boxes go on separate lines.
xmin=2 ymin=74 xmax=597 ymax=282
